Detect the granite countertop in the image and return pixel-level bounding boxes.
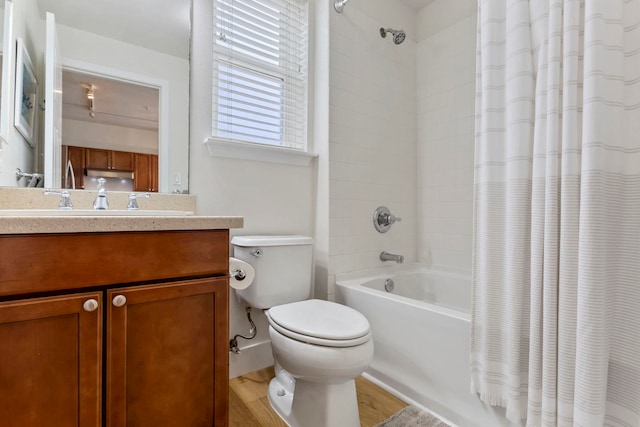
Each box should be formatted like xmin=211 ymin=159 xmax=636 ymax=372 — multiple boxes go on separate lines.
xmin=0 ymin=215 xmax=244 ymax=234
xmin=0 ymin=188 xmax=243 ymax=234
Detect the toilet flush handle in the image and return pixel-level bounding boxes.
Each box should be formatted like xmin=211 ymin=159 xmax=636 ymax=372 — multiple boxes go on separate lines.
xmin=250 ymin=248 xmax=263 ymax=257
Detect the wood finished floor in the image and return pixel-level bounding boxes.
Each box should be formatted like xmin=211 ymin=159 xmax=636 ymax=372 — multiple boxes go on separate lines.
xmin=229 ymin=367 xmax=408 ymax=427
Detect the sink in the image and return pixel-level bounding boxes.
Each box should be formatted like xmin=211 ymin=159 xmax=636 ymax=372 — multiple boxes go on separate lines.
xmin=0 ymin=209 xmax=194 ymax=217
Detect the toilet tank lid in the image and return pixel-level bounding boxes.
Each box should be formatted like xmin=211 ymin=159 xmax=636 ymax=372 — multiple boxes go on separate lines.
xmin=231 ymin=235 xmax=313 ymax=247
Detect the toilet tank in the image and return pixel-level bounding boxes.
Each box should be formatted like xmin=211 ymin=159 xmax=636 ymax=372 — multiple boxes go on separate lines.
xmin=231 ymin=235 xmax=313 ymax=309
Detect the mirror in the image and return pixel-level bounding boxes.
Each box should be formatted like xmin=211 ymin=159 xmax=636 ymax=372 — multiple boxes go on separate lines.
xmin=0 ymin=0 xmax=191 ymax=193
xmin=61 ymin=69 xmax=160 ymax=192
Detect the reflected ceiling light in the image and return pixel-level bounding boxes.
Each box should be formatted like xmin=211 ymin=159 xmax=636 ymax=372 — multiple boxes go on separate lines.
xmin=87 ymin=84 xmax=95 ymax=118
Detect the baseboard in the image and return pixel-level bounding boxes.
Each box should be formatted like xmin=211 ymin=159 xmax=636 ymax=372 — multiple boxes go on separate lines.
xmin=229 ymin=339 xmax=274 ymax=379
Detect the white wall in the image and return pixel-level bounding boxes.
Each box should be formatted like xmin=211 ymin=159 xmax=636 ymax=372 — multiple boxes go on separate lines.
xmin=311 ymin=0 xmax=331 ymax=301
xmin=190 ymin=0 xmax=318 ymax=378
xmin=327 ymin=0 xmax=418 ymax=299
xmin=62 ymin=119 xmax=158 ymax=155
xmin=416 ymin=0 xmax=477 ymax=274
xmin=188 ymin=0 xmax=477 ymax=379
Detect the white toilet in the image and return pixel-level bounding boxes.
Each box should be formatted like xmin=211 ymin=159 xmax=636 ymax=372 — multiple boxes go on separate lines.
xmin=231 ymin=235 xmax=373 ymax=427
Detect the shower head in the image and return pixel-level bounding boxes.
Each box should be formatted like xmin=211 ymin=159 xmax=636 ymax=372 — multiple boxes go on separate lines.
xmin=380 ymin=27 xmax=406 ymax=45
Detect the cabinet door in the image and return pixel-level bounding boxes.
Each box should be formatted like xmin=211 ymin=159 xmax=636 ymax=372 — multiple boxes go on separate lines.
xmin=107 ymin=277 xmax=229 ymax=427
xmin=111 ymin=150 xmax=134 ymax=171
xmin=0 ymin=292 xmax=102 ymax=427
xmin=133 ymin=153 xmax=151 ymax=192
xmin=151 ymin=154 xmax=158 ymax=192
xmin=85 ymin=148 xmax=111 ymax=169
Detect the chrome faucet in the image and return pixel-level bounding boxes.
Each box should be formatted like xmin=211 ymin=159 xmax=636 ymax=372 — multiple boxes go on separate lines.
xmin=127 ymin=192 xmax=150 ymax=210
xmin=93 ymin=178 xmax=108 ymax=210
xmin=44 ymin=189 xmax=73 ymax=210
xmin=380 ymin=251 xmax=404 ymax=264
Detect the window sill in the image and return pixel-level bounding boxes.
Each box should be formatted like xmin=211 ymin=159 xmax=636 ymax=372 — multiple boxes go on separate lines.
xmin=205 ymin=137 xmax=318 ymax=166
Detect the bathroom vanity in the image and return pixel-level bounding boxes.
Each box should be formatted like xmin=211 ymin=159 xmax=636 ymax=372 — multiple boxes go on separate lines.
xmin=0 ymin=214 xmax=242 ymax=426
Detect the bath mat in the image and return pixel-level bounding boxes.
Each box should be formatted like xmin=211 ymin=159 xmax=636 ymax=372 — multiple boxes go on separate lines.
xmin=374 ymin=406 xmax=451 ymax=427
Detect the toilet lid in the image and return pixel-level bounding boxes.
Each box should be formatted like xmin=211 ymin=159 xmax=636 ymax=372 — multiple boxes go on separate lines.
xmin=266 ymin=299 xmax=371 ymax=347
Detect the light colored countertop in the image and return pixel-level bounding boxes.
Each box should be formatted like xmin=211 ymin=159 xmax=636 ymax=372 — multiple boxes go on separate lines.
xmin=0 ymin=188 xmax=243 ymax=234
xmin=0 ymin=187 xmax=197 ymax=211
xmin=0 ymin=215 xmax=244 ymax=234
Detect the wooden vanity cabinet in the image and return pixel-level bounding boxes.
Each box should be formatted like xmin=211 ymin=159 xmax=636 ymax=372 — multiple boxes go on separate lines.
xmin=0 ymin=230 xmax=230 ymax=427
xmin=0 ymin=292 xmax=102 ymax=427
xmin=107 ymin=278 xmax=228 ymax=426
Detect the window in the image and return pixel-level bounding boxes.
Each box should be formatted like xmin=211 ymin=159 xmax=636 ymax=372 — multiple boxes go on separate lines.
xmin=212 ymin=0 xmax=309 ymax=151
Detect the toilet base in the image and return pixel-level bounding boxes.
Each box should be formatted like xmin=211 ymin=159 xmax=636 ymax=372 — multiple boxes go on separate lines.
xmin=268 ymin=376 xmax=294 ymax=425
xmin=268 ymin=372 xmax=360 ymax=427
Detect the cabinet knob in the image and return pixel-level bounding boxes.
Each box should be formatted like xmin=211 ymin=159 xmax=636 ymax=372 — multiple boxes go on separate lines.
xmin=112 ymin=295 xmax=127 ymax=307
xmin=83 ymin=299 xmax=99 ymax=312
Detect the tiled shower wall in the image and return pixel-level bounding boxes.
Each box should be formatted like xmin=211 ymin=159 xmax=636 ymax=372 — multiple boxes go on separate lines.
xmin=328 ymin=0 xmax=418 ymax=298
xmin=416 ymin=0 xmax=477 ymax=274
xmin=327 ymin=0 xmax=477 ymax=296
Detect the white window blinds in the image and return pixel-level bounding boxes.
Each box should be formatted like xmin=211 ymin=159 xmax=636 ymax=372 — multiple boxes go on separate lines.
xmin=212 ymin=0 xmax=309 ymax=150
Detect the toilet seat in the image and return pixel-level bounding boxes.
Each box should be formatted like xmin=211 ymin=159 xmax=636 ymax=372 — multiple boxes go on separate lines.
xmin=266 ymin=299 xmax=371 ymax=347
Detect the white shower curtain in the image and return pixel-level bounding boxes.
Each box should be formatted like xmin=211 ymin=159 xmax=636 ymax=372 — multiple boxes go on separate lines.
xmin=471 ymin=0 xmax=640 ymax=426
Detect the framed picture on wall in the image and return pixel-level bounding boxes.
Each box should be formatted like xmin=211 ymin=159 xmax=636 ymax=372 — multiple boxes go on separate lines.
xmin=14 ymin=38 xmax=38 ymax=148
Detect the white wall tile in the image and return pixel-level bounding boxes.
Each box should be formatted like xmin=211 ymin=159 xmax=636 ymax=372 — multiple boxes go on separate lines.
xmin=416 ymin=0 xmax=477 ymax=274
xmin=328 ymin=0 xmax=476 ymax=287
xmin=416 ymin=0 xmax=476 ymax=41
xmin=328 ymin=0 xmax=418 ymax=293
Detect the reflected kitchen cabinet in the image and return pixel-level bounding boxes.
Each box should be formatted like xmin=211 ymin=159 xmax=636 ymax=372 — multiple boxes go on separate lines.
xmin=62 ymin=146 xmax=158 ymax=192
xmin=86 ymin=148 xmax=134 ymax=171
xmin=112 ymin=151 xmax=135 ymax=171
xmin=134 ymin=153 xmax=159 ymax=192
xmin=85 ymin=148 xmax=109 ymax=170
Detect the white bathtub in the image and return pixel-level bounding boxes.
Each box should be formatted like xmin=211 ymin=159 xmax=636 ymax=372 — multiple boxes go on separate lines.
xmin=335 ymin=264 xmax=512 ymax=427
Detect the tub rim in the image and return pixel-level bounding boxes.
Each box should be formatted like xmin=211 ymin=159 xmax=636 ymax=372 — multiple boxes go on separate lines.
xmin=335 ymin=263 xmax=471 ymax=322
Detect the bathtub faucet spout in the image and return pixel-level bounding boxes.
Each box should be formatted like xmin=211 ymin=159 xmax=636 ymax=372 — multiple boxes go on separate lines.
xmin=380 ymin=251 xmax=404 ymax=264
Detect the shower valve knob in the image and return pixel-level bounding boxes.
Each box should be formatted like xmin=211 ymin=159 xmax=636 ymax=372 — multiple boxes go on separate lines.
xmin=373 ymin=206 xmax=401 ymax=233
xmin=383 ymin=213 xmax=401 ymax=225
